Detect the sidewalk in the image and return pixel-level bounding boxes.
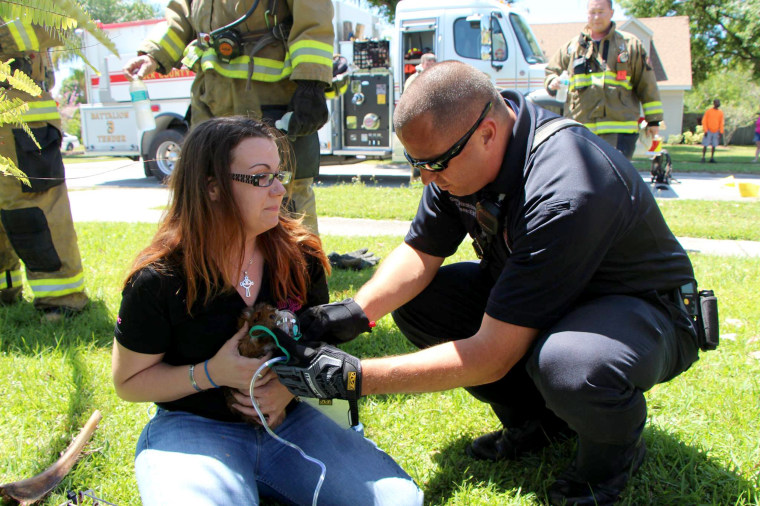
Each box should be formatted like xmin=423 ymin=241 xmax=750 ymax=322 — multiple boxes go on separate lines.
xmin=64 ymin=159 xmax=760 ymax=257
xmin=66 ymin=188 xmax=760 ymax=257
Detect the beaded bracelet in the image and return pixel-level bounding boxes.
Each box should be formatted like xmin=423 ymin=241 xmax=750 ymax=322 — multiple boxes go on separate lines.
xmin=204 ymin=359 xmax=220 ymax=389
xmin=189 ymin=364 xmax=203 ymax=392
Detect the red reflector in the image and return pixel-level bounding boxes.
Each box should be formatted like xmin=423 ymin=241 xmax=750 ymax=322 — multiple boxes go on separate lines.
xmin=150 ymin=104 xmax=160 ymax=112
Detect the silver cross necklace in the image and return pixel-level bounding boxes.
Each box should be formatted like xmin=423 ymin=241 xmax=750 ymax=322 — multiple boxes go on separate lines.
xmin=239 ymin=253 xmax=256 ymax=298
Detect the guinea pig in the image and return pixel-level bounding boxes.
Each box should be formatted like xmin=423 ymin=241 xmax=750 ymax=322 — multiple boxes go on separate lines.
xmin=223 ymin=302 xmax=297 ymax=425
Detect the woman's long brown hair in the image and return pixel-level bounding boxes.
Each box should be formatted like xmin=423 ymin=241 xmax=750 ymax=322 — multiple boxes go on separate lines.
xmin=124 ymin=116 xmax=330 ymax=312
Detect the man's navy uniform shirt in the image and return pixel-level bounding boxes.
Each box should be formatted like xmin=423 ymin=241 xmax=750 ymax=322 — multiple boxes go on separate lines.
xmin=405 ymin=91 xmax=694 ymax=329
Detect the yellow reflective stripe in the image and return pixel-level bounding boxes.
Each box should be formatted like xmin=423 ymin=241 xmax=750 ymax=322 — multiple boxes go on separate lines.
xmin=571 ymin=72 xmax=632 ymax=90
xmin=28 ymin=272 xmax=85 ymax=297
xmin=570 ymin=74 xmax=591 ymax=90
xmin=289 ymin=39 xmax=333 ymax=55
xmin=8 ymin=20 xmax=40 ymax=51
xmin=643 ymin=101 xmax=663 ymax=115
xmin=586 ymin=120 xmax=639 ymax=134
xmin=603 ymin=71 xmax=632 ymax=90
xmin=181 ymin=44 xmax=202 ymax=68
xmin=21 ymin=100 xmax=61 ymax=122
xmin=197 ymin=49 xmax=295 ymax=82
xmin=0 ymin=269 xmax=24 ymax=290
xmin=159 ymin=29 xmax=185 ymax=61
xmin=289 ymin=40 xmax=333 ymax=68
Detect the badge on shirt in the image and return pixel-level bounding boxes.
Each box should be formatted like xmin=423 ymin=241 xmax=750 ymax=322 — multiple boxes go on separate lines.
xmin=616 ymin=70 xmax=627 ymax=81
xmin=618 ymin=51 xmax=629 ymax=63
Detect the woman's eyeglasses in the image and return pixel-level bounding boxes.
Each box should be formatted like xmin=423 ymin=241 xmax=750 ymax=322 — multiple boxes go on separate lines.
xmin=230 ymin=171 xmax=292 ymax=187
xmin=403 ymin=101 xmax=493 ymax=173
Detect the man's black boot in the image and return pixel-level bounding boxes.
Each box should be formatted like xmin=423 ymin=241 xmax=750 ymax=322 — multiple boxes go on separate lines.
xmin=467 ymin=418 xmax=573 ymax=461
xmin=548 ymin=438 xmax=646 ymax=505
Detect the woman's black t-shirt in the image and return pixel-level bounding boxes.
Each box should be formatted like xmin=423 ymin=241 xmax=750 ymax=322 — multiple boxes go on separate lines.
xmin=114 ymin=253 xmax=328 ymax=422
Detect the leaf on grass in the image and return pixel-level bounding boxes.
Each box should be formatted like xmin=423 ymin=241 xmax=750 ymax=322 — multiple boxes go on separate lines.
xmin=722 ymin=333 xmax=737 ymax=341
xmin=749 ymin=351 xmax=760 ymax=361
xmin=747 ymin=335 xmax=760 ymax=344
xmin=725 ymin=318 xmax=743 ymax=327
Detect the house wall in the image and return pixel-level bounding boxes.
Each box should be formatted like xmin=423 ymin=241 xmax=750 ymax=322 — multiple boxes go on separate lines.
xmin=660 ymin=89 xmax=684 ymax=139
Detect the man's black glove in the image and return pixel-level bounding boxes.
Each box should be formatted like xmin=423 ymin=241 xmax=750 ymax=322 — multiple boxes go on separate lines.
xmin=287 ymin=80 xmax=329 ymax=139
xmin=328 ymin=248 xmax=380 ymax=270
xmin=271 ymin=333 xmax=362 ymax=400
xmin=299 ymin=298 xmax=372 ymax=344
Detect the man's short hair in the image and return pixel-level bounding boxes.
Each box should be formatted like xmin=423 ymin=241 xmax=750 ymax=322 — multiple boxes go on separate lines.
xmin=393 ymin=61 xmax=502 ymax=136
xmin=588 ymin=0 xmax=613 ymax=9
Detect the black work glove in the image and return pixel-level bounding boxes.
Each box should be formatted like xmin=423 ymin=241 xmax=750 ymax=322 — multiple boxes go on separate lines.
xmin=299 ymin=298 xmax=371 ymax=344
xmin=328 ymin=248 xmax=380 ymax=270
xmin=287 ymin=80 xmax=329 ymax=139
xmin=271 ymin=333 xmax=362 ymax=400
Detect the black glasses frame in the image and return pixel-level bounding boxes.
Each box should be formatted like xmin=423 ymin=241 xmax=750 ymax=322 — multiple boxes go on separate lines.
xmin=403 ymin=101 xmax=493 ymax=172
xmin=230 ymin=171 xmax=292 ymax=187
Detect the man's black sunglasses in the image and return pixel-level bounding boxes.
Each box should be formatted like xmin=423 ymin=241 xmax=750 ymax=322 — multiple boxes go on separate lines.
xmin=403 ymin=101 xmax=493 ymax=172
xmin=230 ymin=171 xmax=292 ymax=187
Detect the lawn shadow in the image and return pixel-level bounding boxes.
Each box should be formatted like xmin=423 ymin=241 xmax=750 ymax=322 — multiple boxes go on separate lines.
xmin=0 ymin=298 xmax=114 ymax=355
xmin=423 ymin=425 xmax=757 ymax=504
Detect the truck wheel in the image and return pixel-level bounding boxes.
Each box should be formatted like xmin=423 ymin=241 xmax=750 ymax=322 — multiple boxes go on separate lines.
xmin=65 ymin=142 xmax=75 ymax=152
xmin=146 ymin=129 xmax=184 ymax=182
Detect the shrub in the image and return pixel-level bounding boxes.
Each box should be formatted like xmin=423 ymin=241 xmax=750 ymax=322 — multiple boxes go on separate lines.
xmin=682 ymin=125 xmax=704 ymax=145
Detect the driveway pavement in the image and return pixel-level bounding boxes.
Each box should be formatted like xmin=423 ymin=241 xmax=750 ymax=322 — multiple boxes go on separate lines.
xmin=64 ymin=158 xmax=760 ymax=257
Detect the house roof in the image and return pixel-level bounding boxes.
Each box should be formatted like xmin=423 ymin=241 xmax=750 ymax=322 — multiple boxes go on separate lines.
xmin=530 ymin=16 xmax=692 ymax=89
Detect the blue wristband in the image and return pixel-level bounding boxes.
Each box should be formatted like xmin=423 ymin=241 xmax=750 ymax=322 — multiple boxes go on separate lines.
xmin=204 ymin=359 xmax=220 ymax=389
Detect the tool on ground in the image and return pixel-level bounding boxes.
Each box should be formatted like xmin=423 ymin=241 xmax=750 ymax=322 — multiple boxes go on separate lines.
xmin=0 ymin=410 xmax=103 ymax=505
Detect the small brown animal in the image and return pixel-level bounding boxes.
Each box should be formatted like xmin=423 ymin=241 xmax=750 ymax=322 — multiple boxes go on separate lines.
xmin=223 ymin=302 xmax=297 ymax=424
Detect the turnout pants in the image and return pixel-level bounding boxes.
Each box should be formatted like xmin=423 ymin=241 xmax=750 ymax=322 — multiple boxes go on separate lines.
xmin=392 ymin=261 xmax=698 ymax=477
xmin=190 ymin=72 xmax=320 ymax=233
xmin=0 ymin=121 xmax=88 ymax=310
xmin=599 ymin=132 xmax=638 ymax=160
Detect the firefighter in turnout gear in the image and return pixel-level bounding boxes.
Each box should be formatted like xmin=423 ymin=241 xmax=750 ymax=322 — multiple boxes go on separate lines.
xmin=0 ymin=18 xmax=89 ymax=320
xmin=545 ymin=0 xmax=663 ymax=160
xmin=124 ymin=0 xmax=334 ymax=232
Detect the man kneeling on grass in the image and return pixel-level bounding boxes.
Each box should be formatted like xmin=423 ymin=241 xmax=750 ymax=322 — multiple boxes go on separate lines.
xmin=271 ymin=61 xmax=715 ymax=505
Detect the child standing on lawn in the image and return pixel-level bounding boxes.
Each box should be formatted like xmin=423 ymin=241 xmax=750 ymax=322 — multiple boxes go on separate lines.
xmin=701 ymin=99 xmax=724 ymax=163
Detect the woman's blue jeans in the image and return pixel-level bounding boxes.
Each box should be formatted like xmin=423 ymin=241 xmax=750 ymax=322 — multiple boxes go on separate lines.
xmin=135 ymin=403 xmax=423 ymax=505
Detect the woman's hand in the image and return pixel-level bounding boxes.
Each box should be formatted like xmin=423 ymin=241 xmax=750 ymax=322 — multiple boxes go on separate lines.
xmin=229 ymin=378 xmax=294 ymax=429
xmin=202 ymin=325 xmax=275 ymax=391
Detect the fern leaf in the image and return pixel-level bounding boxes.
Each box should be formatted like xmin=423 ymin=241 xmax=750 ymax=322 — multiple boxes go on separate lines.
xmin=0 ymin=0 xmax=119 ymax=57
xmin=0 ymin=92 xmax=40 ymax=149
xmin=0 ymin=155 xmax=31 ymax=187
xmin=9 ymin=69 xmax=43 ymax=96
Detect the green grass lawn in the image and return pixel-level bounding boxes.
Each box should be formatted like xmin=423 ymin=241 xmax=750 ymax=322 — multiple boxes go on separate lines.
xmin=631 ymin=144 xmax=760 ymax=174
xmin=315 ymin=181 xmax=760 ymax=241
xmin=1 ymin=222 xmax=758 ymax=505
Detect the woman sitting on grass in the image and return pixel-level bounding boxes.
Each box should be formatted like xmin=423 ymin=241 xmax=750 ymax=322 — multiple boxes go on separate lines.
xmin=111 ymin=116 xmax=422 ymax=505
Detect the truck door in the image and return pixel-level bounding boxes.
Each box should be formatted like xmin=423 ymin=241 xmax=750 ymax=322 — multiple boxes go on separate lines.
xmin=399 ymin=17 xmax=438 ymax=93
xmin=451 ymin=11 xmax=517 ymax=91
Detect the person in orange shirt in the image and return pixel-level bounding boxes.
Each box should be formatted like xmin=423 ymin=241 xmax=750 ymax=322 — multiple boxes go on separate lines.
xmin=701 ymin=99 xmax=724 ymax=163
